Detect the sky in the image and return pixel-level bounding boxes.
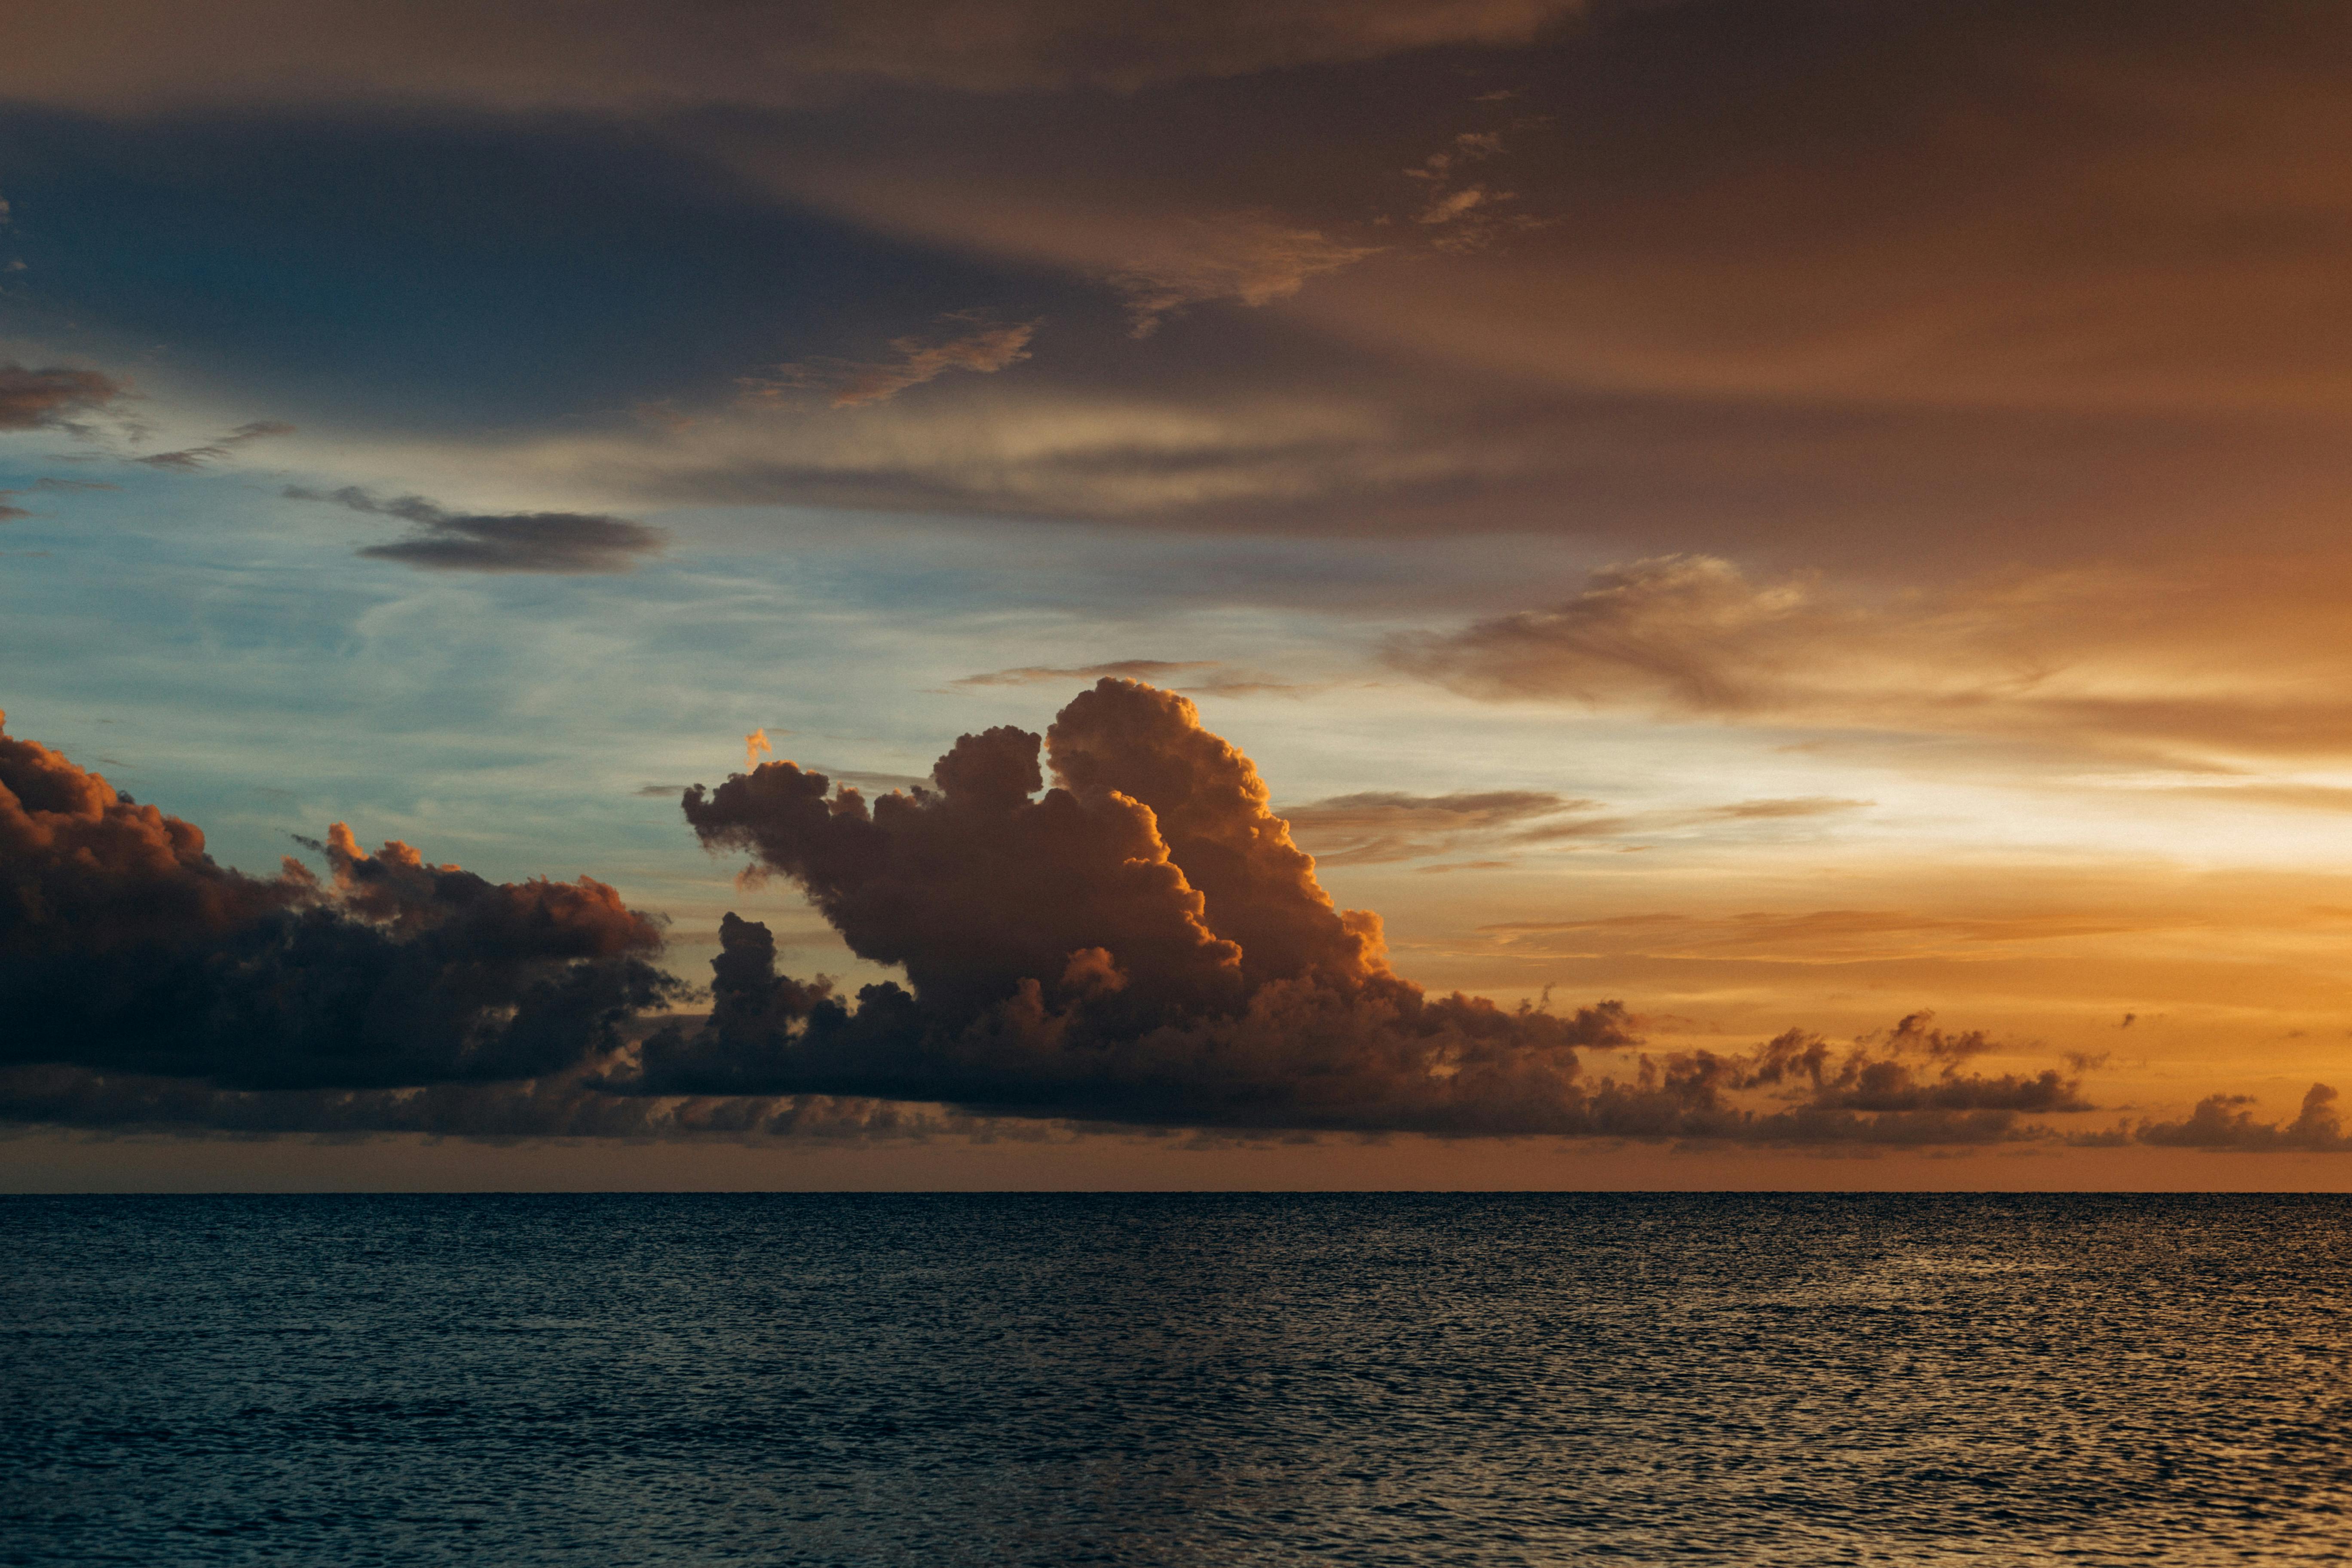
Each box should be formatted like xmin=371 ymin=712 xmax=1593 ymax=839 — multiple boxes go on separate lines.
xmin=7 ymin=0 xmax=2352 ymax=1189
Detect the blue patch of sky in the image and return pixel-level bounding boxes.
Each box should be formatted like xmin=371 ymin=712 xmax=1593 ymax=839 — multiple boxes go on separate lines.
xmin=0 ymin=107 xmax=1099 ymax=432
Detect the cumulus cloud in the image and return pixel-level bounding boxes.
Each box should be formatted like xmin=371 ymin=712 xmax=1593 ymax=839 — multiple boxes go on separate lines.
xmin=0 ymin=688 xmax=2115 ymax=1147
xmin=605 ymin=678 xmax=2098 ymax=1142
xmin=285 ymin=484 xmax=665 ymax=573
xmin=0 ymin=364 xmax=124 ymax=432
xmin=0 ymin=709 xmax=681 ymax=1093
xmin=1106 ymin=215 xmax=1381 ymax=336
xmin=2110 ymin=1083 xmax=2351 ymax=1152
xmin=135 ymin=419 xmax=294 ymax=471
xmin=741 ymin=316 xmax=1038 ymax=408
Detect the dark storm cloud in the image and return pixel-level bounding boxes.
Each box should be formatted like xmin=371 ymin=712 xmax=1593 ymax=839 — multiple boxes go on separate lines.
xmin=0 ymin=710 xmax=681 ymax=1092
xmin=285 ymin=485 xmax=665 ymax=573
xmin=0 ymin=364 xmax=123 ymax=431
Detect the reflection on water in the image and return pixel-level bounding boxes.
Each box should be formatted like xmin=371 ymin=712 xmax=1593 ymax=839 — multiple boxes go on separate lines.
xmin=5 ymin=1194 xmax=2349 ymax=1564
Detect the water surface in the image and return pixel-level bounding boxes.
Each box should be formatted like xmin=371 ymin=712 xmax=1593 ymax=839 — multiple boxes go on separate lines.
xmin=5 ymin=1194 xmax=2348 ymax=1564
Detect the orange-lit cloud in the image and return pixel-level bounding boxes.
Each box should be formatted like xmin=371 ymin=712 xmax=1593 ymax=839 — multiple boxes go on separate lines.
xmin=1389 ymin=553 xmax=2352 ymax=770
xmin=1104 ymin=215 xmax=1381 ymax=336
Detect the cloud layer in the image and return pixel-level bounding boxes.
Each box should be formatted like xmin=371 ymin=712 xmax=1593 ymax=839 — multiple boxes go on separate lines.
xmin=741 ymin=316 xmax=1039 ymax=408
xmin=0 ymin=690 xmax=2268 ymax=1151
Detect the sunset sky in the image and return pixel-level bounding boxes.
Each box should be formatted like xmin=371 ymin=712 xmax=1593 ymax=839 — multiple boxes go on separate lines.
xmin=7 ymin=0 xmax=2352 ymax=1188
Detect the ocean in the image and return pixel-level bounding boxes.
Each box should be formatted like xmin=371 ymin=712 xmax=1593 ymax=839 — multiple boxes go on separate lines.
xmin=4 ymin=1193 xmax=2347 ymax=1564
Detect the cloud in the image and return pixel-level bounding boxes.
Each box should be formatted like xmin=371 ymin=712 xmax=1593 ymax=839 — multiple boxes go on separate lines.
xmin=0 ymin=364 xmax=124 ymax=432
xmin=1106 ymin=215 xmax=1381 ymax=336
xmin=1280 ymin=789 xmax=1603 ymax=865
xmin=0 ymin=478 xmax=119 ymax=524
xmin=956 ymin=658 xmax=1218 ymax=687
xmin=1417 ymin=186 xmax=1500 ymax=226
xmin=610 ymin=678 xmax=2099 ymax=1142
xmin=134 ymin=418 xmax=294 ymax=471
xmin=1276 ymin=790 xmax=1868 ymax=867
xmin=2116 ymin=1083 xmax=2351 ymax=1152
xmin=0 ymin=1060 xmax=984 ymax=1142
xmin=285 ymin=484 xmax=665 ymax=573
xmin=741 ymin=317 xmax=1038 ymax=408
xmin=0 ymin=710 xmax=682 ymax=1094
xmin=0 ymin=1 xmax=1589 ymax=107
xmin=1705 ymin=796 xmax=1871 ymax=821
xmin=956 ymin=659 xmax=1303 ymax=697
xmin=0 ymin=688 xmax=2111 ymax=1146
xmin=1388 ymin=554 xmax=2352 ymax=768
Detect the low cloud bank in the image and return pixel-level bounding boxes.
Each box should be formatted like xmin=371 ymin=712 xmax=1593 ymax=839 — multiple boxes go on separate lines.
xmin=0 ymin=687 xmax=2184 ymax=1147
xmin=2074 ymin=1083 xmax=2350 ymax=1152
xmin=0 ymin=710 xmax=678 ymax=1093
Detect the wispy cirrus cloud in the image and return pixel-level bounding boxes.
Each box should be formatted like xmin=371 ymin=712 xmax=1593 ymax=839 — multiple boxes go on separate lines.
xmin=1389 ymin=553 xmax=2352 ymax=769
xmin=1106 ymin=215 xmax=1381 ymax=337
xmin=740 ymin=315 xmax=1039 ymax=408
xmin=1281 ymin=789 xmax=1607 ymax=865
xmin=135 ymin=418 xmax=294 ymax=470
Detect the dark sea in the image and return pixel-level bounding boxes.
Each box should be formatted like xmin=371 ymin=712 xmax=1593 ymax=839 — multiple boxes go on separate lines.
xmin=4 ymin=1194 xmax=2349 ymax=1565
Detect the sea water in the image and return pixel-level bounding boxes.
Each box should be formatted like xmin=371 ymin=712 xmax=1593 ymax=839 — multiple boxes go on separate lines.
xmin=5 ymin=1193 xmax=2347 ymax=1564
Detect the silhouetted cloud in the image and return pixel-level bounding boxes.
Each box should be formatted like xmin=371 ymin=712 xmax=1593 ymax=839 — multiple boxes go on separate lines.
xmin=0 ymin=364 xmax=123 ymax=431
xmin=2112 ymin=1084 xmax=2351 ymax=1151
xmin=741 ymin=316 xmax=1038 ymax=408
xmin=285 ymin=484 xmax=665 ymax=573
xmin=0 ymin=710 xmax=681 ymax=1093
xmin=0 ymin=691 xmax=2107 ymax=1147
xmin=613 ymin=680 xmax=2097 ymax=1142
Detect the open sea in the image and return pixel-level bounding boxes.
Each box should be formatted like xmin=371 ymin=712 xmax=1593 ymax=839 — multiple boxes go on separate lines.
xmin=3 ymin=1193 xmax=2348 ymax=1565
